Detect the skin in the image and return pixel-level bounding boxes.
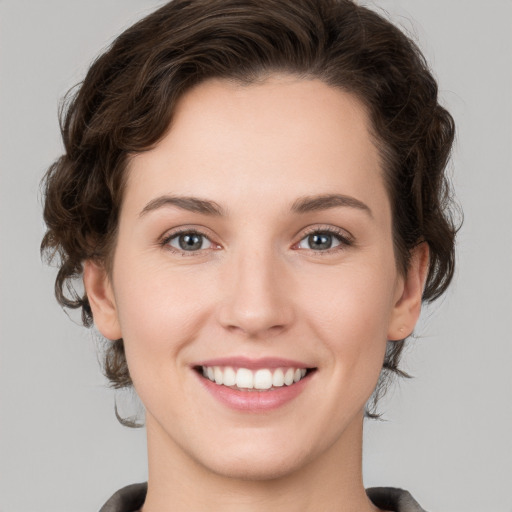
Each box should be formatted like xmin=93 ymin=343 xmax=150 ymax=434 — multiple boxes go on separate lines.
xmin=84 ymin=76 xmax=428 ymax=512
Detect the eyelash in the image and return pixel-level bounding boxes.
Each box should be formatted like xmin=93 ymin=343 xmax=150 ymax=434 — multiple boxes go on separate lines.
xmin=295 ymin=226 xmax=354 ymax=254
xmin=160 ymin=226 xmax=354 ymax=256
xmin=160 ymin=228 xmax=216 ymax=256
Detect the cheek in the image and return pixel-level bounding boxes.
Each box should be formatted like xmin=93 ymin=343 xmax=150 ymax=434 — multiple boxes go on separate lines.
xmin=302 ymin=261 xmax=397 ymax=335
xmin=111 ymin=258 xmax=214 ymax=374
xmin=299 ymin=263 xmax=396 ymax=383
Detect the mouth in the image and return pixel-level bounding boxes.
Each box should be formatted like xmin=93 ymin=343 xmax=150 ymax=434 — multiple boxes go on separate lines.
xmin=194 ymin=365 xmax=315 ymax=391
xmin=192 ymin=357 xmax=317 ymax=411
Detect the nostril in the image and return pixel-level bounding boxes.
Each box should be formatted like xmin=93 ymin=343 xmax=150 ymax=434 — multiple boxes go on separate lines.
xmin=216 ymin=283 xmax=295 ymax=337
xmin=222 ymin=322 xmax=288 ymax=338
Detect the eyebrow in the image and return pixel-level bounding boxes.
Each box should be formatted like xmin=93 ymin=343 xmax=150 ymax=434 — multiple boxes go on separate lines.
xmin=139 ymin=195 xmax=225 ymax=217
xmin=291 ymin=194 xmax=373 ymax=217
xmin=139 ymin=193 xmax=372 ymax=218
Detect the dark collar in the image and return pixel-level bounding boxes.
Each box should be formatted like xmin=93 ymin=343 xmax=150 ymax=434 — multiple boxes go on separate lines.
xmin=100 ymin=483 xmax=426 ymax=512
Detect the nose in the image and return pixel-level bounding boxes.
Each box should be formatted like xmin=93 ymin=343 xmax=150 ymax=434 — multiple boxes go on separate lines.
xmin=216 ymin=247 xmax=295 ymax=339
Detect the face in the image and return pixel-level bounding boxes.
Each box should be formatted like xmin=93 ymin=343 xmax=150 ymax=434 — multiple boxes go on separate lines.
xmin=86 ymin=76 xmax=425 ymax=481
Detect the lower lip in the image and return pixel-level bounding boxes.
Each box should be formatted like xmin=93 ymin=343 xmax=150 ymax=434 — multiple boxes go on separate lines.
xmin=197 ymin=372 xmax=312 ymax=412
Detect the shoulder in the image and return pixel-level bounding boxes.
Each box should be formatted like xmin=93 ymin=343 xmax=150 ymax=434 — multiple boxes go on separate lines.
xmin=367 ymin=487 xmax=427 ymax=512
xmin=99 ymin=483 xmax=426 ymax=512
xmin=99 ymin=482 xmax=147 ymax=512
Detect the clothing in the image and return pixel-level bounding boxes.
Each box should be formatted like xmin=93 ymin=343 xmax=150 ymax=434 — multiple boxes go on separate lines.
xmin=99 ymin=482 xmax=426 ymax=511
xmin=366 ymin=487 xmax=426 ymax=512
xmin=100 ymin=483 xmax=146 ymax=512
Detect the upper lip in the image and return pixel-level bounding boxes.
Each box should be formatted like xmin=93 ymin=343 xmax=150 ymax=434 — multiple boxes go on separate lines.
xmin=192 ymin=356 xmax=314 ymax=370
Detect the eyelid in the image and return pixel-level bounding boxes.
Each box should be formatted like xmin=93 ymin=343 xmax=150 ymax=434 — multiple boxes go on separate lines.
xmin=158 ymin=224 xmax=353 ymax=255
xmin=293 ymin=225 xmax=354 ymax=252
xmin=159 ymin=225 xmax=222 ymax=255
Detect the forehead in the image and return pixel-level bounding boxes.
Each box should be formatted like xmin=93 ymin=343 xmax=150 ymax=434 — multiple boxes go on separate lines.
xmin=125 ymin=76 xmax=388 ymax=220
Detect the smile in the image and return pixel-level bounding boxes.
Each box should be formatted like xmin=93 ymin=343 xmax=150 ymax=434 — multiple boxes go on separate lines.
xmin=200 ymin=366 xmax=308 ymax=390
xmin=194 ymin=358 xmax=316 ymax=411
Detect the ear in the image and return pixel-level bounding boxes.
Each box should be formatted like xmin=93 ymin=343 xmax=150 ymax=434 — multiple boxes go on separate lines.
xmin=387 ymin=242 xmax=430 ymax=341
xmin=83 ymin=260 xmax=122 ymax=340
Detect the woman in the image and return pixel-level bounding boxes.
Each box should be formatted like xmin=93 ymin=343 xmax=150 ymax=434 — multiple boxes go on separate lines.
xmin=41 ymin=0 xmax=457 ymax=510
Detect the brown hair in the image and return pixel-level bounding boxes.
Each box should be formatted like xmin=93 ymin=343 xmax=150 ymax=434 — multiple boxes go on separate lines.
xmin=41 ymin=0 xmax=458 ymax=416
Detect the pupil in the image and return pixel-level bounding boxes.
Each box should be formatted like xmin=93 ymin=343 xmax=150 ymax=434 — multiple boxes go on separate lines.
xmin=179 ymin=233 xmax=202 ymax=251
xmin=309 ymin=233 xmax=331 ymax=250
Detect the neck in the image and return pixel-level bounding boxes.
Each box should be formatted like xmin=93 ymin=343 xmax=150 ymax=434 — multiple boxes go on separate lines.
xmin=141 ymin=412 xmax=380 ymax=512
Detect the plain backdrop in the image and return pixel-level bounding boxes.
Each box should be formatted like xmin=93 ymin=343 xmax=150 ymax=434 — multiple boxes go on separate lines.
xmin=0 ymin=1 xmax=511 ymax=511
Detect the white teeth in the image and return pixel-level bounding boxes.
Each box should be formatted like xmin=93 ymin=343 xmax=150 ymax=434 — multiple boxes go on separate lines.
xmin=223 ymin=366 xmax=236 ymax=386
xmin=272 ymin=368 xmax=285 ymax=387
xmin=201 ymin=365 xmax=309 ymax=389
xmin=214 ymin=367 xmax=223 ymax=385
xmin=236 ymin=368 xmax=253 ymax=389
xmin=254 ymin=369 xmax=273 ymax=390
xmin=284 ymin=368 xmax=295 ymax=386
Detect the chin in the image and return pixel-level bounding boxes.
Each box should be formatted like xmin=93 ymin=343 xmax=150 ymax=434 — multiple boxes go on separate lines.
xmin=187 ymin=430 xmax=323 ymax=483
xmin=200 ymin=450 xmax=311 ymax=482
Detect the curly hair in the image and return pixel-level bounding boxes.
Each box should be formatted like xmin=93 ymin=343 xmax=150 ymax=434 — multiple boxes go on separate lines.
xmin=41 ymin=0 xmax=458 ymax=416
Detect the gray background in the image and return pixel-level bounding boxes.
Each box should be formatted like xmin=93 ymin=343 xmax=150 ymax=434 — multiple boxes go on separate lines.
xmin=0 ymin=0 xmax=511 ymax=510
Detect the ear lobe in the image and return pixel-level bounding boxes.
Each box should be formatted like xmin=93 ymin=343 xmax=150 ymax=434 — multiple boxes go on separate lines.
xmin=388 ymin=242 xmax=430 ymax=341
xmin=83 ymin=260 xmax=122 ymax=340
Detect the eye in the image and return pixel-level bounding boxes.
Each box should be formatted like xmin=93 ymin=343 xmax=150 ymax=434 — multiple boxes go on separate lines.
xmin=296 ymin=229 xmax=351 ymax=252
xmin=166 ymin=231 xmax=213 ymax=252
